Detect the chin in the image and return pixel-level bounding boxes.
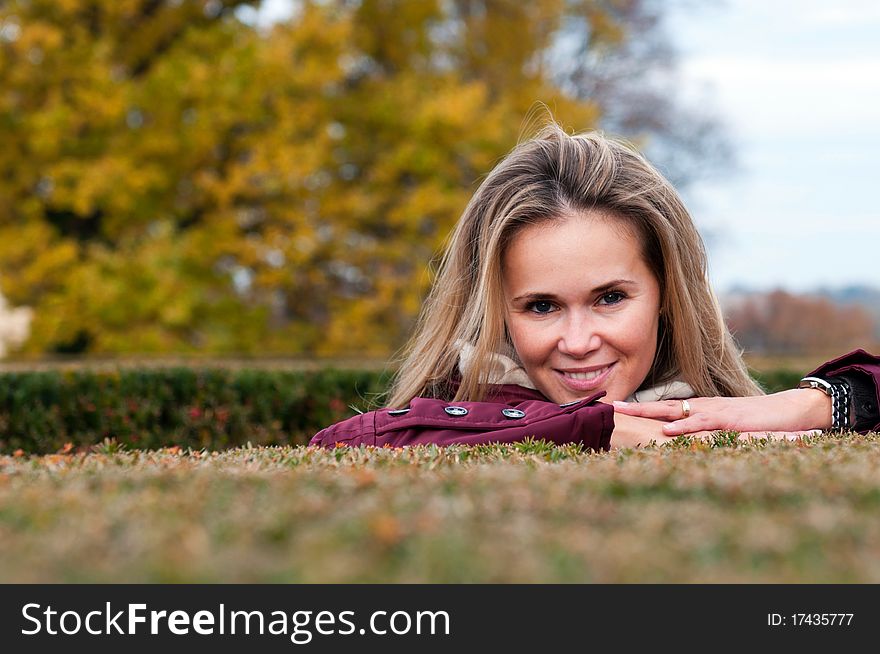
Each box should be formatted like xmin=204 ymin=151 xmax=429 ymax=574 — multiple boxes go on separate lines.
xmin=552 ymin=384 xmax=629 ymax=404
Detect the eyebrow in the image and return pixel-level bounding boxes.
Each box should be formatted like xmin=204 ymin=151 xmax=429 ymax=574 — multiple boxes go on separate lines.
xmin=511 ymin=279 xmax=637 ymax=303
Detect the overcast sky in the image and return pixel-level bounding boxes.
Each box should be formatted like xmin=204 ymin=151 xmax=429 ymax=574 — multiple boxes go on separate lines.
xmin=667 ymin=0 xmax=880 ymax=293
xmin=256 ymin=0 xmax=880 ymax=294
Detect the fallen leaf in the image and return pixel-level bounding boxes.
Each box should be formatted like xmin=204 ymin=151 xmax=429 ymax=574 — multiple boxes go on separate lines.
xmin=370 ymin=514 xmax=402 ymax=546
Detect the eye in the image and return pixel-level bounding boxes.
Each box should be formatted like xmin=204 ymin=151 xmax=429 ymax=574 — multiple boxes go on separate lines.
xmin=526 ymin=300 xmax=557 ymax=314
xmin=598 ymin=291 xmax=626 ymax=306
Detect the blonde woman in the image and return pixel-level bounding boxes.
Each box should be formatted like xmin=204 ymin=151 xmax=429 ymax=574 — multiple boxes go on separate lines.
xmin=311 ymin=124 xmax=879 ymax=449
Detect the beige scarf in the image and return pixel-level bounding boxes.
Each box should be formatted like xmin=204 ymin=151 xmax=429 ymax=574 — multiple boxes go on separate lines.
xmin=457 ymin=341 xmax=695 ymax=402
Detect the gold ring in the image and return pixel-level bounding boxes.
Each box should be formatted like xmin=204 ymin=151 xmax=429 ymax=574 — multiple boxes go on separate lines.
xmin=681 ymin=399 xmax=691 ymax=419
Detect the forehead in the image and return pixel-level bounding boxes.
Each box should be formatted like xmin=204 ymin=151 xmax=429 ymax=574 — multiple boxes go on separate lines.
xmin=502 ymin=212 xmax=651 ymax=290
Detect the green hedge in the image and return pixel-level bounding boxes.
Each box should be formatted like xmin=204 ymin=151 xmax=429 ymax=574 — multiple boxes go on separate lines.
xmin=751 ymin=369 xmax=803 ymax=394
xmin=0 ymin=367 xmax=803 ymax=454
xmin=0 ymin=368 xmax=389 ymax=454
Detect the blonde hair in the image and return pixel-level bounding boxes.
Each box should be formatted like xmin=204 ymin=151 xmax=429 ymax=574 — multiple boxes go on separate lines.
xmin=387 ymin=123 xmax=762 ymax=407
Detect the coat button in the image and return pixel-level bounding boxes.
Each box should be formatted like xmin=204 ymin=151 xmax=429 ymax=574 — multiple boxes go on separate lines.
xmin=444 ymin=406 xmax=469 ymax=416
xmin=388 ymin=408 xmax=410 ymax=416
xmin=501 ymin=408 xmax=525 ymax=419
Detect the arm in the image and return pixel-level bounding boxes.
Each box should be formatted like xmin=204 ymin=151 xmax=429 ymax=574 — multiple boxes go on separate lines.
xmin=612 ymin=349 xmax=880 ymax=435
xmin=310 ymin=393 xmax=701 ymax=450
xmin=310 ymin=394 xmax=615 ymax=451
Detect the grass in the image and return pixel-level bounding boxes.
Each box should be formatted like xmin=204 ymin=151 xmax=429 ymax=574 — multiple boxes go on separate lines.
xmin=2 ymin=433 xmax=880 ymax=583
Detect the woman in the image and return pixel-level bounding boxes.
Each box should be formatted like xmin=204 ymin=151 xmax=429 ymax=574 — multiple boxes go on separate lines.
xmin=310 ymin=124 xmax=879 ymax=449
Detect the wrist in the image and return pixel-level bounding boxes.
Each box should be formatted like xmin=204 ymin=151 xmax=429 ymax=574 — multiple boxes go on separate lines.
xmin=797 ymin=375 xmax=852 ymax=431
xmin=791 ymin=388 xmax=832 ymax=430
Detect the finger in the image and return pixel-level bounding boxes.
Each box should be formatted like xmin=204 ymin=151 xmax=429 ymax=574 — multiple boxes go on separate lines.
xmin=613 ymin=399 xmax=686 ymax=421
xmin=661 ymin=416 xmax=709 ymax=436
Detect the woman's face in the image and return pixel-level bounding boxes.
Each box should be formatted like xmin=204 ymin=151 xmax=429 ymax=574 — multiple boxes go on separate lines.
xmin=502 ymin=211 xmax=661 ymax=403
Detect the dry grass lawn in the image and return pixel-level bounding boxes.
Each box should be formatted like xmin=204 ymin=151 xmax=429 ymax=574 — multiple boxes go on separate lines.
xmin=2 ymin=433 xmax=880 ymax=583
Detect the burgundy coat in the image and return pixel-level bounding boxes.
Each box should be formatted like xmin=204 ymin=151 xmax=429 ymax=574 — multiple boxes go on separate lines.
xmin=805 ymin=348 xmax=880 ymax=433
xmin=309 ymin=349 xmax=880 ymax=451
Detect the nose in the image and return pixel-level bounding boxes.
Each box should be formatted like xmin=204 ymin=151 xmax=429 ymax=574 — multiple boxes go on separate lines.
xmin=556 ymin=311 xmax=602 ymax=358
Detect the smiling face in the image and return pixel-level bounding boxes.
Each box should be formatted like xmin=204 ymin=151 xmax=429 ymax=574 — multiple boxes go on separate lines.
xmin=501 ymin=211 xmax=662 ymax=403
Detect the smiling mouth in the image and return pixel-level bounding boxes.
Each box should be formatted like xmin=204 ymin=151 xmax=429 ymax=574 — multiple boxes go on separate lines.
xmin=561 ymin=368 xmax=611 ymax=381
xmin=555 ymin=363 xmax=615 ymax=390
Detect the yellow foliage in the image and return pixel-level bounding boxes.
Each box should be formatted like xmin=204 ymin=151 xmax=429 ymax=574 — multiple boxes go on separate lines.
xmin=0 ymin=0 xmax=629 ymax=356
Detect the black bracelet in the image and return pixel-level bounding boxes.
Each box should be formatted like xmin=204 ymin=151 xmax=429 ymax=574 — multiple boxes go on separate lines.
xmin=830 ymin=381 xmax=850 ymax=432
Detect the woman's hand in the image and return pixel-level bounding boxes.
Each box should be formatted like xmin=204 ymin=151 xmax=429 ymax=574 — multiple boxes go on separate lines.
xmin=612 ymin=389 xmax=833 ymax=436
xmin=609 ymin=412 xmax=818 ymax=449
xmin=609 ymin=413 xmax=714 ymax=449
xmin=611 ymin=416 xmax=822 ymax=449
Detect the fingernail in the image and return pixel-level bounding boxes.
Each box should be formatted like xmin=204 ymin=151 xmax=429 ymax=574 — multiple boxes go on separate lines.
xmin=612 ymin=401 xmax=629 ymax=406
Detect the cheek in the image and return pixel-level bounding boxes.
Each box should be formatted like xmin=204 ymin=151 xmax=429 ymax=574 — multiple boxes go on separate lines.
xmin=618 ymin=309 xmax=659 ymax=366
xmin=506 ymin=316 xmax=551 ymax=367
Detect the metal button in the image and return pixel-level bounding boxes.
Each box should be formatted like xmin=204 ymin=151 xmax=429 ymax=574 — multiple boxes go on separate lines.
xmin=501 ymin=408 xmax=525 ymax=419
xmin=388 ymin=408 xmax=410 ymax=416
xmin=444 ymin=406 xmax=469 ymax=417
xmin=559 ymin=400 xmax=582 ymax=407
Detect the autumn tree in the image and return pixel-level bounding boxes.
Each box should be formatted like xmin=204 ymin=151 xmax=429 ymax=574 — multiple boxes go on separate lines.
xmin=0 ymin=0 xmax=729 ymax=356
xmin=725 ymin=290 xmax=876 ymax=355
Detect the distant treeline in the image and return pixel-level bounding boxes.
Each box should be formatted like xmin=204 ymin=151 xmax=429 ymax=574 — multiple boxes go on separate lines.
xmin=725 ymin=289 xmax=878 ymax=355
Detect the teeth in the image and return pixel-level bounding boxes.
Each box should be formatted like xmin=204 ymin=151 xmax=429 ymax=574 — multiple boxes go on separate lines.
xmin=564 ymin=367 xmax=608 ymax=381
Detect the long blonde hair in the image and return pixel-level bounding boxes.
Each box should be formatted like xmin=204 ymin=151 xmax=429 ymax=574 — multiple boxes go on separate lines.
xmin=387 ymin=123 xmax=762 ymax=407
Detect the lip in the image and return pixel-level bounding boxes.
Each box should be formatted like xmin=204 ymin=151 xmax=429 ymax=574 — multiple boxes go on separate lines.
xmin=554 ymin=362 xmax=615 ymax=392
